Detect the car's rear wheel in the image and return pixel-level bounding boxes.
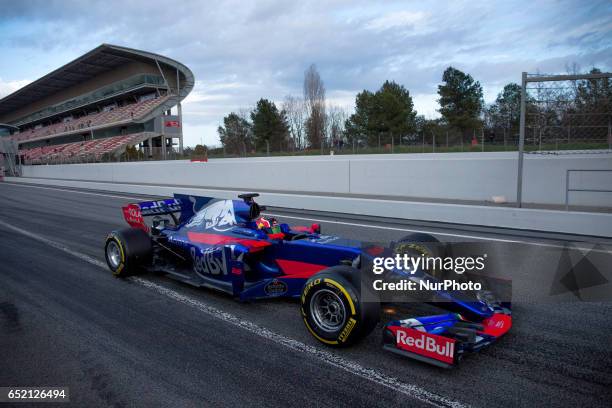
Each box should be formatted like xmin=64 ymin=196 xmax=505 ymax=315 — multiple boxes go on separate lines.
xmin=395 ymin=232 xmax=445 ymax=257
xmin=301 ymin=266 xmax=379 ymax=346
xmin=105 ymin=228 xmax=152 ymax=277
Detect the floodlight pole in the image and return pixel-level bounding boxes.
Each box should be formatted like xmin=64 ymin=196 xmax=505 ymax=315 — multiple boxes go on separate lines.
xmin=516 ymin=72 xmax=527 ymax=208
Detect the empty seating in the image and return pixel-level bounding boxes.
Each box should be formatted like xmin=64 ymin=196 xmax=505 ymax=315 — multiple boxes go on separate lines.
xmin=19 ymin=133 xmax=152 ymax=164
xmin=11 ymin=95 xmax=169 ymax=143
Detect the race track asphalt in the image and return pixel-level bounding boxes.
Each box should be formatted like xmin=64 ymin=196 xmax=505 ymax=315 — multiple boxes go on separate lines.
xmin=0 ymin=181 xmax=611 ymax=408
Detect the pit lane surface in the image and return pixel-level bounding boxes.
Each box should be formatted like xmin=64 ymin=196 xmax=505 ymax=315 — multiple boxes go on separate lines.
xmin=0 ymin=182 xmax=611 ymax=407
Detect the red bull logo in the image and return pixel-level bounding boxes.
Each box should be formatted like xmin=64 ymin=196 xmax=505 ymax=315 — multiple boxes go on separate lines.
xmin=392 ymin=327 xmax=455 ymax=364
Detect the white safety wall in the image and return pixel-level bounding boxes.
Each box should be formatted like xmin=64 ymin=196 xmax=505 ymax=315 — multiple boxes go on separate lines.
xmin=21 ymin=152 xmax=612 ymax=206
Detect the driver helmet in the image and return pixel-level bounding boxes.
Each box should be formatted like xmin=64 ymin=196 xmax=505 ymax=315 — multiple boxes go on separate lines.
xmin=256 ymin=216 xmax=280 ymax=232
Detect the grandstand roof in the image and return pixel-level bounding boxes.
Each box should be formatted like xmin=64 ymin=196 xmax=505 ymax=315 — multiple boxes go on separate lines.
xmin=0 ymin=123 xmax=19 ymax=131
xmin=0 ymin=44 xmax=194 ymax=117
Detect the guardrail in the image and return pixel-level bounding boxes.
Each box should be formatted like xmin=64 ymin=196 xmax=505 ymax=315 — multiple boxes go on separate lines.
xmin=566 ymin=169 xmax=612 ymax=210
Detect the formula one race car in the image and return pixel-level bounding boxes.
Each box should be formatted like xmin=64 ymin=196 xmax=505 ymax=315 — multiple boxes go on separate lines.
xmin=105 ymin=193 xmax=511 ymax=368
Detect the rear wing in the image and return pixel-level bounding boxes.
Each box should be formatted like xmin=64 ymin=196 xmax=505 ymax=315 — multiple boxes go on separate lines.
xmin=122 ymin=194 xmax=215 ymax=231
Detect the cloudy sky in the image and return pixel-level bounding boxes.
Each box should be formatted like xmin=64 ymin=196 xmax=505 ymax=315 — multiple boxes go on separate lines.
xmin=0 ymin=0 xmax=610 ymax=147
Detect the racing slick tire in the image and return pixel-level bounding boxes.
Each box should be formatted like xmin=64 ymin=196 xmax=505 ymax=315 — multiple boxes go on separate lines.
xmin=105 ymin=228 xmax=152 ymax=277
xmin=396 ymin=232 xmax=445 ymax=257
xmin=301 ymin=266 xmax=379 ymax=347
xmin=395 ymin=232 xmax=447 ymax=278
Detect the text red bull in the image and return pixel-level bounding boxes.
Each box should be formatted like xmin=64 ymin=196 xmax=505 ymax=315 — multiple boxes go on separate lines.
xmin=391 ymin=326 xmax=456 ymax=364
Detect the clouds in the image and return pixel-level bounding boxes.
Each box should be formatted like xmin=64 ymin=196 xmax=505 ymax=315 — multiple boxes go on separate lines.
xmin=364 ymin=10 xmax=428 ymax=32
xmin=0 ymin=78 xmax=32 ymax=100
xmin=0 ymin=0 xmax=610 ymax=146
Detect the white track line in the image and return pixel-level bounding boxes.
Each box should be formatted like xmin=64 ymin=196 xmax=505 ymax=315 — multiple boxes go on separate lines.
xmin=0 ymin=182 xmax=150 ymax=201
xmin=0 ymin=218 xmax=467 ymax=408
xmin=3 ymin=181 xmax=610 ymax=253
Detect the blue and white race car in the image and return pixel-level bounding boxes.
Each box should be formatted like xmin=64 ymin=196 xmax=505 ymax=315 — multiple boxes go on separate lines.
xmin=104 ymin=193 xmax=511 ymax=368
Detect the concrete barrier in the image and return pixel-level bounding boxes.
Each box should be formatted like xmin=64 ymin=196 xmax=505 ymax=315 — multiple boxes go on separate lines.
xmin=21 ymin=152 xmax=612 ymax=206
xmin=349 ymin=155 xmax=515 ymax=201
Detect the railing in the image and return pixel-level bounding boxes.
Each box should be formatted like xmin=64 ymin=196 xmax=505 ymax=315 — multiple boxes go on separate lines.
xmin=14 ymin=74 xmax=166 ymax=126
xmin=23 ymin=146 xmax=185 ymax=165
xmin=206 ymin=125 xmax=611 ymax=159
xmin=565 ymin=169 xmax=612 ymax=210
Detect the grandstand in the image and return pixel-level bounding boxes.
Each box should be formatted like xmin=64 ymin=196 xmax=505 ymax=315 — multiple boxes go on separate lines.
xmin=0 ymin=44 xmax=194 ymax=165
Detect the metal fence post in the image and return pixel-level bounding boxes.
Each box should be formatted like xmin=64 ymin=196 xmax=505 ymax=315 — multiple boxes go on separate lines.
xmin=565 ymin=170 xmax=570 ymax=211
xmin=432 ymin=132 xmax=435 ymax=153
xmin=539 ymin=127 xmax=542 ymax=151
xmin=608 ymin=116 xmax=612 ymax=150
xmin=516 ymin=72 xmax=527 ymax=208
xmin=481 ymin=128 xmax=484 ymax=152
xmin=422 ymin=132 xmax=425 ymax=153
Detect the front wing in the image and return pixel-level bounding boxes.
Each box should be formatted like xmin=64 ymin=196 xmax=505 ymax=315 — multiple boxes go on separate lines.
xmin=382 ymin=306 xmax=512 ymax=368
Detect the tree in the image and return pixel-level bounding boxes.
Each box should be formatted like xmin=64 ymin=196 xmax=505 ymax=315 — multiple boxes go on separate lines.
xmin=326 ymin=105 xmax=349 ymax=148
xmin=570 ymin=67 xmax=612 ymax=142
xmin=217 ymin=113 xmax=253 ymax=156
xmin=345 ymin=80 xmax=417 ymax=147
xmin=437 ymin=67 xmax=484 ymax=133
xmin=282 ymin=95 xmax=306 ymax=150
xmin=412 ymin=115 xmax=447 ymax=146
xmin=375 ymin=81 xmax=417 ymax=144
xmin=193 ymin=144 xmax=207 ymax=156
xmin=250 ymin=98 xmax=289 ymax=152
xmin=345 ymin=90 xmax=374 ymax=146
xmin=575 ymin=68 xmax=612 ymax=113
xmin=123 ymin=145 xmax=138 ymax=160
xmin=183 ymin=146 xmax=194 ymax=157
xmin=486 ymin=83 xmax=522 ymax=130
xmin=303 ymin=64 xmax=326 ymax=148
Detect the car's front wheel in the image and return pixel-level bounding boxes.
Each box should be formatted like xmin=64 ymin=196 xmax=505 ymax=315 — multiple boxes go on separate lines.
xmin=301 ymin=266 xmax=379 ymax=346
